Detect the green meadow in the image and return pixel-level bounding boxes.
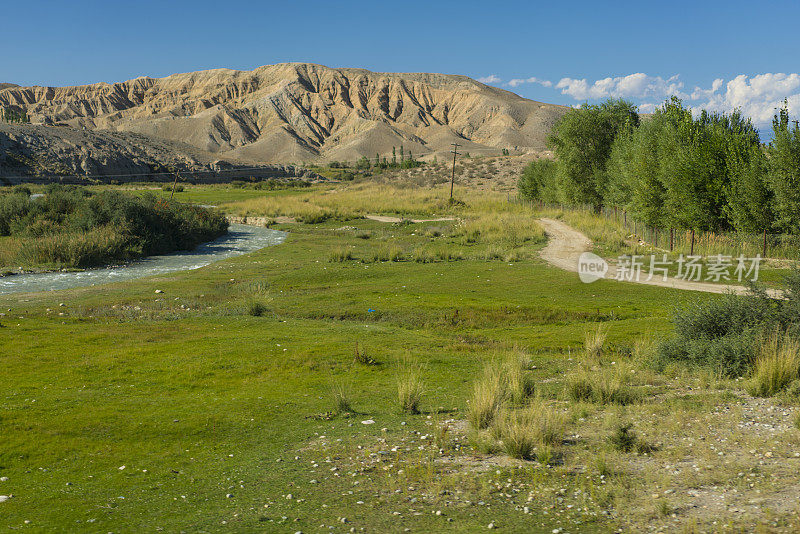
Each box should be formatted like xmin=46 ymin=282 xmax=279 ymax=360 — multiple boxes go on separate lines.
xmin=2 ymin=183 xmax=799 ymax=532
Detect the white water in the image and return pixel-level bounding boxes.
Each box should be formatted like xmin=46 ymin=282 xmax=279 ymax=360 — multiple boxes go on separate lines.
xmin=0 ymin=224 xmax=286 ymax=295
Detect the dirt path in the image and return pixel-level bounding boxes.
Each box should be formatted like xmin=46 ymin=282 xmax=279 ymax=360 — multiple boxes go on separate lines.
xmin=538 ymin=218 xmax=778 ymax=296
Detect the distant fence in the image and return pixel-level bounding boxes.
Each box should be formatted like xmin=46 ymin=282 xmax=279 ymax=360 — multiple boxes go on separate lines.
xmin=514 ymin=198 xmax=800 ymax=260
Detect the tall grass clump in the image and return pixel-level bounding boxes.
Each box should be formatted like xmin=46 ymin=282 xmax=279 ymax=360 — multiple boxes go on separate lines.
xmin=397 ymin=362 xmax=424 ymax=414
xmin=495 ymin=398 xmax=565 ymax=460
xmin=330 ymin=380 xmax=353 ymax=414
xmin=468 ymin=369 xmax=505 ymax=430
xmin=328 ymin=247 xmax=354 ymax=262
xmin=747 ymin=333 xmax=800 ymax=397
xmin=503 ymin=352 xmax=535 ymax=404
xmin=584 ymin=325 xmax=608 ymax=364
xmin=565 ymin=366 xmax=636 ymax=405
xmin=468 ymin=352 xmax=534 ymax=429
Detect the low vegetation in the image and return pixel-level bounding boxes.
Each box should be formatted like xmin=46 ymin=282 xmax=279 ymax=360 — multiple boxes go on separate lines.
xmin=4 ymin=180 xmax=800 ymax=531
xmin=0 ymin=184 xmax=227 ymax=270
xmin=655 ymin=271 xmax=800 ymax=377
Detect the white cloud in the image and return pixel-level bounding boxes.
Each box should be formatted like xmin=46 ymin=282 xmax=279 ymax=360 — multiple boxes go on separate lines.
xmin=507 ymin=77 xmax=552 ymax=88
xmin=637 ymin=102 xmax=657 ymax=114
xmin=482 ymin=70 xmax=800 ymax=127
xmin=477 ymin=74 xmax=502 ymax=84
xmin=690 ymin=78 xmax=723 ymax=100
xmin=555 ymin=73 xmax=685 ymax=100
xmin=693 ymin=73 xmax=800 ymax=126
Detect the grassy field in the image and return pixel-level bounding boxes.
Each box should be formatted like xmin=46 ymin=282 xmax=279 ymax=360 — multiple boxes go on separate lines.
xmin=2 ymin=183 xmax=800 ymax=532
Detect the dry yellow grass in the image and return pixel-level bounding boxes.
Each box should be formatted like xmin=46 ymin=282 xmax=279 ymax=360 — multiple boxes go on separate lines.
xmin=494 ymin=398 xmax=565 ymax=460
xmin=747 ymin=333 xmax=800 ymax=397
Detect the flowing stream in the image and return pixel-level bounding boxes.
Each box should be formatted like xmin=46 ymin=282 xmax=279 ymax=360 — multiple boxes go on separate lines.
xmin=0 ymin=224 xmax=286 ymax=295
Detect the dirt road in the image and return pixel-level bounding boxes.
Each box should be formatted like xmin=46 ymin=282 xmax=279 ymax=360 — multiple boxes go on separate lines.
xmin=538 ymin=218 xmax=777 ymax=296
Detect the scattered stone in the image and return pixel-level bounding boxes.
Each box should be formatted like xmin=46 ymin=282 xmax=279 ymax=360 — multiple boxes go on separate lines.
xmin=154 ymin=290 xmax=163 ymax=294
xmin=361 ymin=420 xmax=375 ymax=425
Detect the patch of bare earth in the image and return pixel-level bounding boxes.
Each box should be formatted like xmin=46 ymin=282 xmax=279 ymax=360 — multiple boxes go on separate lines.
xmin=297 ymin=372 xmax=800 ymax=531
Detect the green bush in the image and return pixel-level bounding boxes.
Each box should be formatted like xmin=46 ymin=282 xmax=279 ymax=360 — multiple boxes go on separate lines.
xmin=518 ymin=159 xmax=559 ymax=203
xmin=0 ymin=185 xmax=228 ymax=268
xmin=655 ymin=272 xmax=800 ymax=376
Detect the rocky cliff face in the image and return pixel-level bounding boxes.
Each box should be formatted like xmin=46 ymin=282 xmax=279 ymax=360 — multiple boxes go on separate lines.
xmin=0 ymin=123 xmax=320 ymax=184
xmin=0 ymin=64 xmax=569 ymax=163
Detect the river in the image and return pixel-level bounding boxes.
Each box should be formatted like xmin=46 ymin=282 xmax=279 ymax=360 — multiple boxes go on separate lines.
xmin=0 ymin=224 xmax=286 ymax=295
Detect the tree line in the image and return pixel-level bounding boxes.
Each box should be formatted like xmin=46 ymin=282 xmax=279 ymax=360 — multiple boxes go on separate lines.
xmin=519 ymin=97 xmax=800 ymax=235
xmin=1 ymin=108 xmax=31 ymax=123
xmin=351 ymin=145 xmax=424 ymax=170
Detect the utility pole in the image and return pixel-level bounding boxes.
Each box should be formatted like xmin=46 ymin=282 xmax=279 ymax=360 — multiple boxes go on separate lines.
xmin=170 ymin=170 xmax=181 ymax=200
xmin=449 ymin=142 xmax=461 ymax=201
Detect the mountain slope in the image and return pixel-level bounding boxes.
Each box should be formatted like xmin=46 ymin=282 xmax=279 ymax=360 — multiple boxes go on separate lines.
xmin=0 ymin=64 xmax=569 ymax=163
xmin=0 ymin=123 xmax=320 ymax=184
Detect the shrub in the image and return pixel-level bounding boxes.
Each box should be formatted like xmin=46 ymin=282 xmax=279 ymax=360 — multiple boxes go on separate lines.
xmin=609 ymin=422 xmax=656 ymax=454
xmin=565 ymin=370 xmax=594 ymax=402
xmin=0 ymin=185 xmax=228 ymax=269
xmin=412 ymin=248 xmax=436 ymax=263
xmin=747 ymin=333 xmax=800 ymax=397
xmin=517 ymin=159 xmax=559 ymax=202
xmin=353 ymin=343 xmax=376 ymax=365
xmin=609 ymin=423 xmax=638 ymax=452
xmin=503 ymin=353 xmax=535 ymax=405
xmin=469 ymin=429 xmax=500 ymax=454
xmin=388 ymin=246 xmax=405 ymax=262
xmin=653 ymin=273 xmax=800 ymax=376
xmin=247 ymin=301 xmax=268 ymax=317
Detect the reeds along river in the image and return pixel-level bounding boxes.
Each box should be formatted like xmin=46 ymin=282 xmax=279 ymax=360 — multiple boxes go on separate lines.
xmin=0 ymin=224 xmax=286 ymax=295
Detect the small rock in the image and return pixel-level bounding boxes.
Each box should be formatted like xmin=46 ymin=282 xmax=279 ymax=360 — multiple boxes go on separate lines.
xmin=226 ymin=493 xmax=234 ymax=498
xmin=361 ymin=420 xmax=375 ymax=425
xmin=488 ymin=522 xmax=496 ymax=529
xmin=0 ymin=496 xmax=9 ymax=503
xmin=155 ymin=289 xmax=163 ymax=294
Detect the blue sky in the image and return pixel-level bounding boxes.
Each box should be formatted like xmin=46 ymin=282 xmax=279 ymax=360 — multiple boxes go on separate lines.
xmin=3 ymin=0 xmax=798 ymax=130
